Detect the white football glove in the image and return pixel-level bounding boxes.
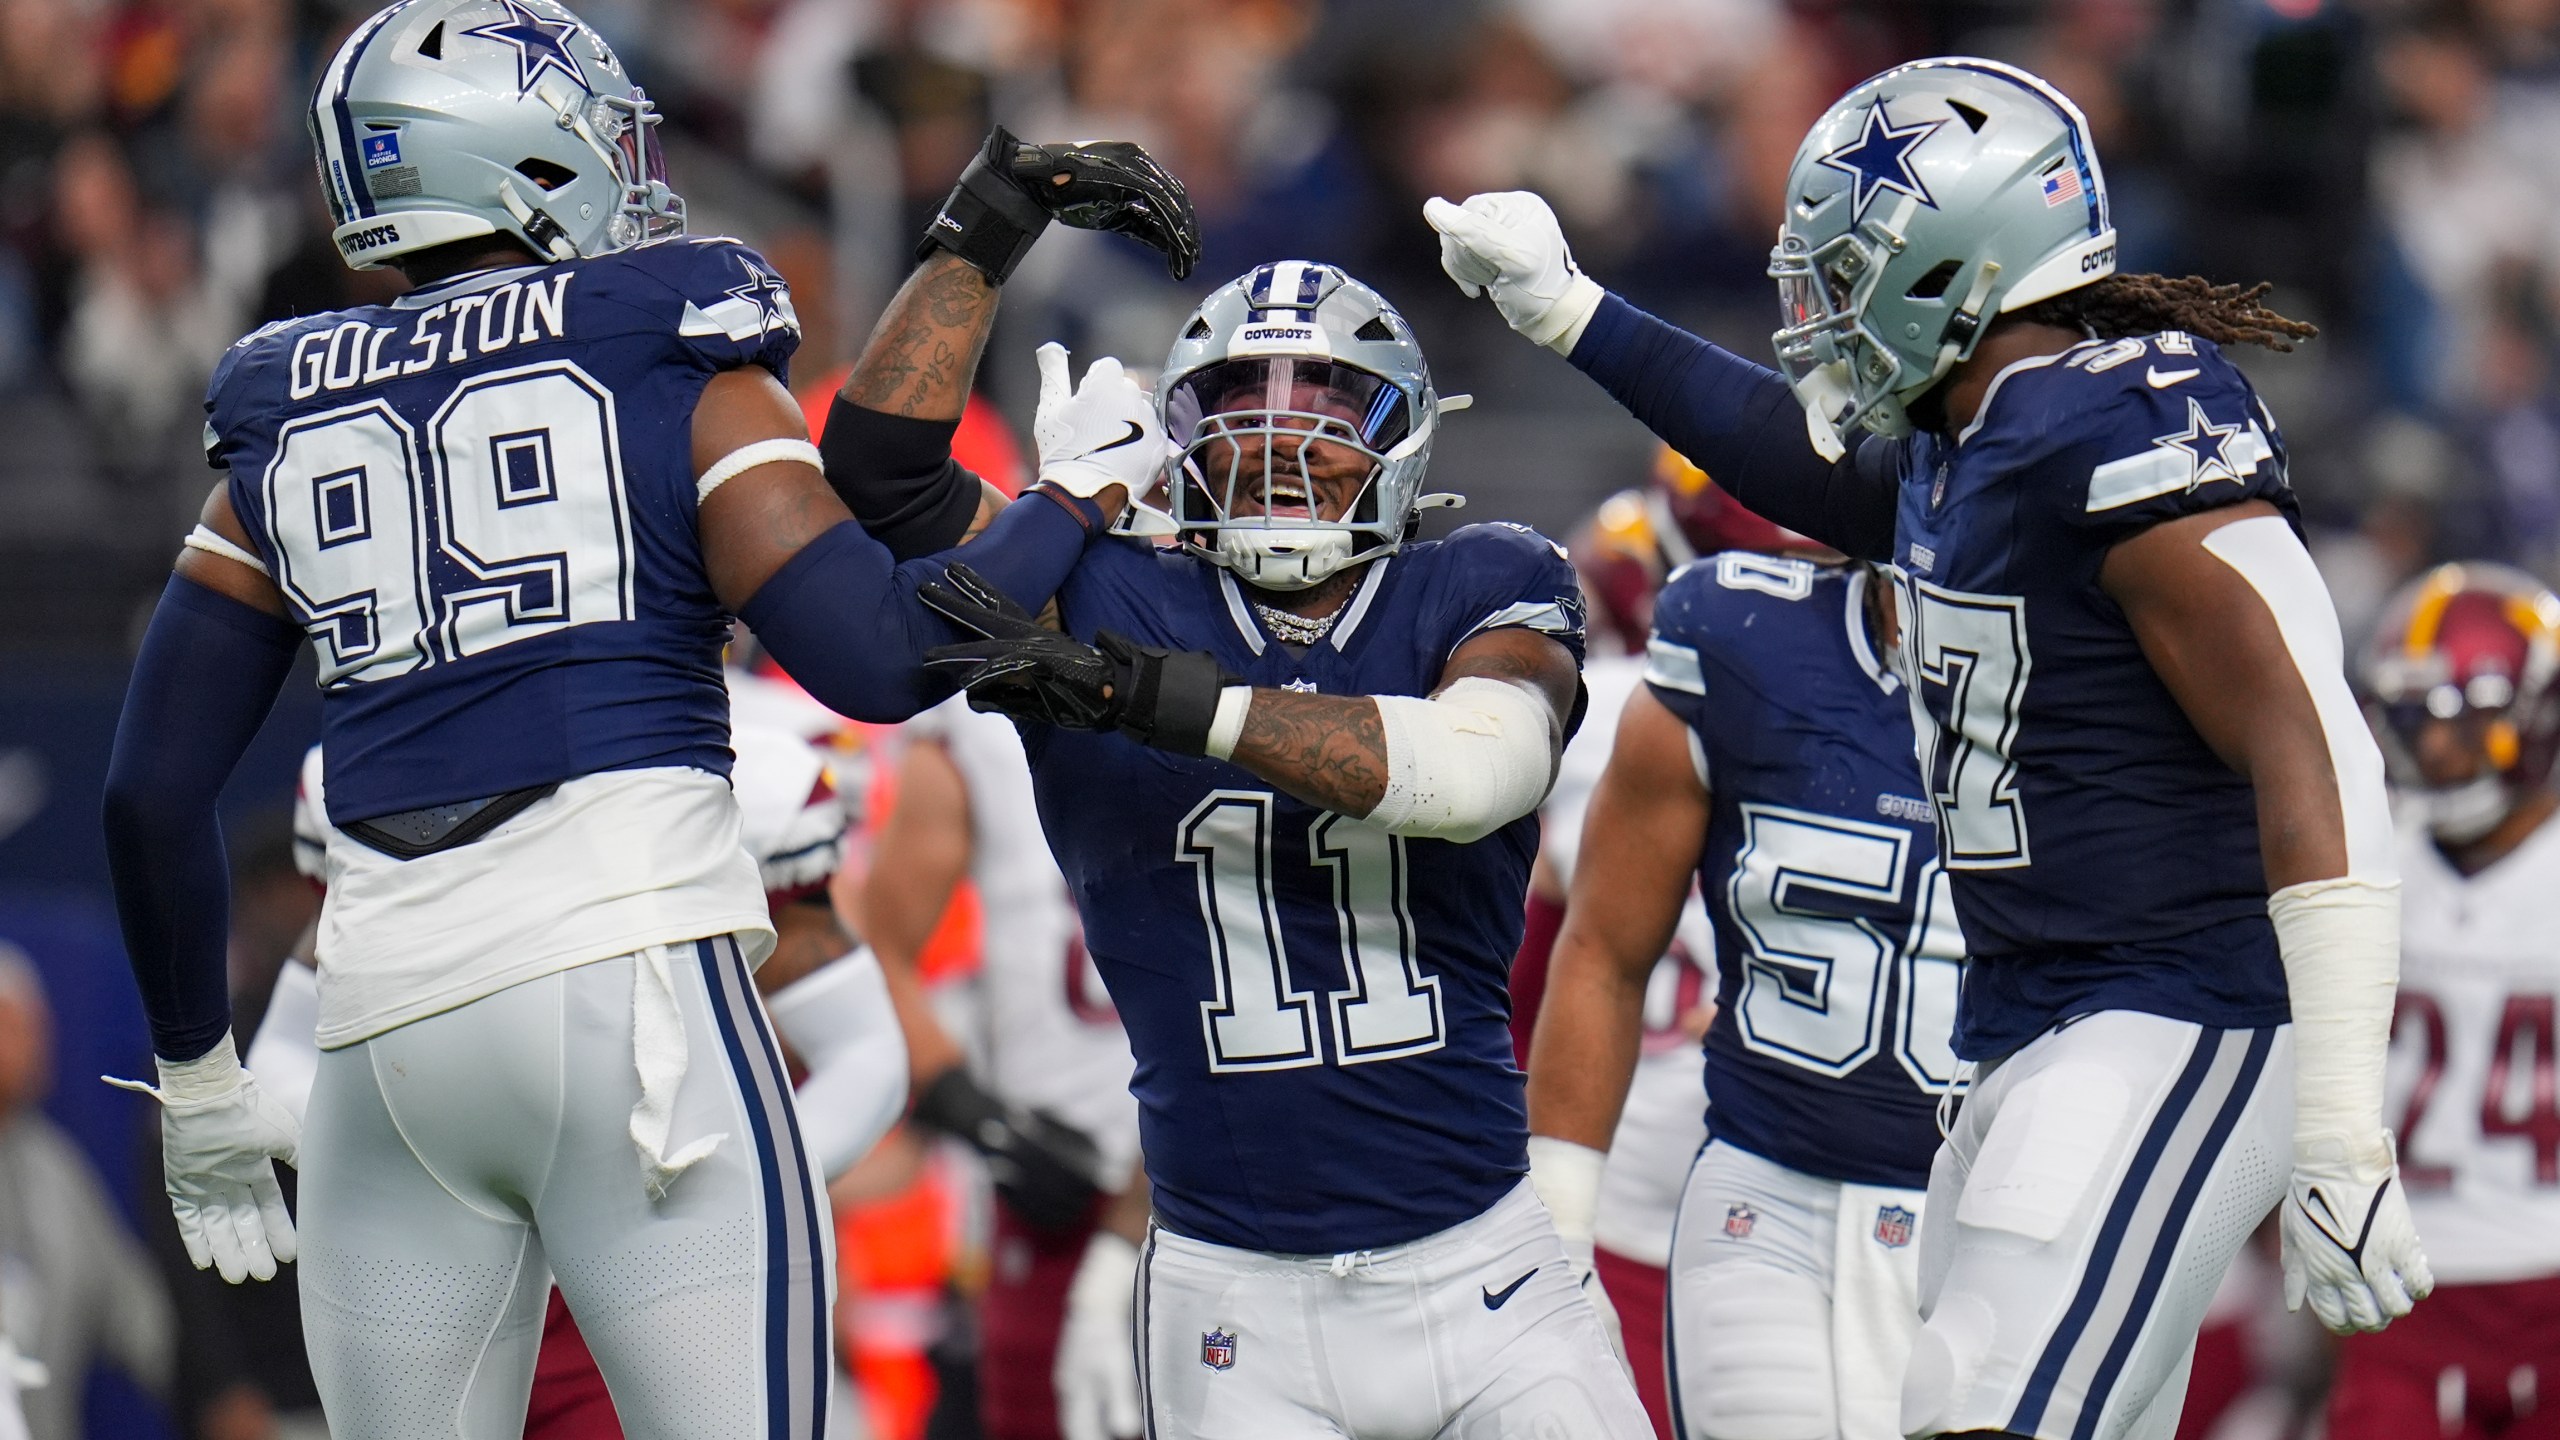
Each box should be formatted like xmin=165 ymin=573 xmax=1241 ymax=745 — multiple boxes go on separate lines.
xmin=106 ymin=1034 xmax=301 ymax=1283
xmin=1421 ymin=192 xmax=1606 ymax=354
xmin=1526 ymin=1135 xmax=1626 ymax=1360
xmin=2281 ymin=1133 xmax=2433 ymax=1334
xmin=1032 ymin=341 xmax=1167 ymax=505
xmin=1054 ymin=1230 xmax=1144 ymax=1440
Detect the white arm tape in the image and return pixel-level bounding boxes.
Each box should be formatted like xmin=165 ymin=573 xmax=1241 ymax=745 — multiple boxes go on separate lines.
xmin=696 ymin=438 xmax=825 ymax=504
xmin=1527 ymin=1134 xmax=1605 ymax=1249
xmin=2201 ymin=516 xmax=2397 ymax=883
xmin=767 ymin=948 xmax=909 ymax=1179
xmin=1364 ymin=677 xmax=1558 ymax=843
xmin=184 ymin=525 xmax=269 ymax=577
xmin=2269 ymin=876 xmax=2401 ymax=1156
xmin=1203 ymin=686 xmax=1252 ymax=762
xmin=243 ymin=959 xmax=321 ymax=1127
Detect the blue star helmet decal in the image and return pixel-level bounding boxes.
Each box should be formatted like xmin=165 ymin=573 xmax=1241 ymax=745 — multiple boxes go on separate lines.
xmin=465 ymin=0 xmax=592 ymax=97
xmin=1817 ymin=101 xmax=1948 ymax=216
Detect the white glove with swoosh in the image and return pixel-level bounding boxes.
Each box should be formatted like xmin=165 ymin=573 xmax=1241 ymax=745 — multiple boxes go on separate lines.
xmin=1032 ymin=341 xmax=1167 ymax=504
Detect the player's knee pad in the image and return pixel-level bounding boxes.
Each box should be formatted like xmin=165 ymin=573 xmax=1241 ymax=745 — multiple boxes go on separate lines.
xmin=1682 ymin=1265 xmax=1834 ymax=1440
xmin=1898 ymin=1291 xmax=1997 ymax=1440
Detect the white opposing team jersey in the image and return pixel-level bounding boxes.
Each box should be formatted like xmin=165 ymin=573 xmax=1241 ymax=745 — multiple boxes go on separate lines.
xmin=727 ymin=722 xmax=851 ymax=901
xmin=2391 ymin=812 xmax=2560 ymax=1284
xmin=909 ymin=697 xmax=1139 ymax=1187
xmin=1546 ymin=652 xmax=1715 ymax=1265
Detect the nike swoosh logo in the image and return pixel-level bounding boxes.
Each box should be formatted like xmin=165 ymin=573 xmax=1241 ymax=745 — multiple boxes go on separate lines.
xmin=2147 ymin=366 xmax=2200 ymax=389
xmin=1482 ymin=1269 xmax=1535 ymax=1310
xmin=1092 ymin=421 xmax=1147 ymax=454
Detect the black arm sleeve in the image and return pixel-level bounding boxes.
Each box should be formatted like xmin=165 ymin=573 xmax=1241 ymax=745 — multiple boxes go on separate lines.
xmin=1565 ymin=293 xmax=1902 ymax=562
xmin=817 ymin=397 xmax=989 ymax=562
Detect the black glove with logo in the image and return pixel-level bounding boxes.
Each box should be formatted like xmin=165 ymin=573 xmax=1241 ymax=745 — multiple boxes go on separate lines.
xmin=921 ymin=562 xmax=1238 ymax=754
xmin=916 ymin=125 xmax=1200 ymax=284
xmin=909 ymin=1066 xmax=1102 ymax=1231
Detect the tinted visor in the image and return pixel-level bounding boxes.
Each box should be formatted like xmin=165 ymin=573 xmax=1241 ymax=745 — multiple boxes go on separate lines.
xmin=1165 ymin=358 xmax=1412 ymax=453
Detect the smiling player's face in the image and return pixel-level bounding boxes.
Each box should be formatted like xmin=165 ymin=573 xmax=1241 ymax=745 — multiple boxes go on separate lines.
xmin=1200 ymin=378 xmax=1373 ymax=523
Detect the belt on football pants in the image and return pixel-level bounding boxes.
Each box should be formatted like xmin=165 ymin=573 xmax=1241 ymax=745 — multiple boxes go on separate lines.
xmin=340 ymin=783 xmax=559 ymax=860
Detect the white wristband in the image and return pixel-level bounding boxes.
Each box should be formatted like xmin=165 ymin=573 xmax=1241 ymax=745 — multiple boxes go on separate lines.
xmin=184 ymin=525 xmax=269 ymax=577
xmin=697 ymin=438 xmax=824 ymax=503
xmin=1527 ymin=1134 xmax=1605 ymax=1246
xmin=2269 ymin=875 xmax=2401 ymax=1158
xmin=1203 ymin=686 xmax=1252 ymax=761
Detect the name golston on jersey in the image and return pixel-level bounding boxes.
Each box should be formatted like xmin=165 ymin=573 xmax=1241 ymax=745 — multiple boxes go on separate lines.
xmin=206 ymin=235 xmax=802 ymax=822
xmin=1645 ymin=557 xmax=1962 ymax=1188
xmin=1886 ymin=332 xmax=2297 ymax=1059
xmin=1029 ymin=524 xmax=1585 ymax=1254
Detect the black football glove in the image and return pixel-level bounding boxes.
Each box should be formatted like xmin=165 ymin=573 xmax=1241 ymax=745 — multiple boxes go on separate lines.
xmin=909 ymin=1066 xmax=1102 ymax=1231
xmin=922 ymin=562 xmax=1238 ymax=753
xmin=916 ymin=125 xmax=1200 ymax=284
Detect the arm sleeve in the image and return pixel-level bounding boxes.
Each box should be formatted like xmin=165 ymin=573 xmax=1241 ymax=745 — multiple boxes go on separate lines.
xmin=817 ymin=400 xmax=988 ymax=561
xmin=103 ymin=575 xmax=302 ymax=1062
xmin=1566 ymin=293 xmax=1902 ymax=562
xmin=739 ymin=488 xmax=1103 ymax=723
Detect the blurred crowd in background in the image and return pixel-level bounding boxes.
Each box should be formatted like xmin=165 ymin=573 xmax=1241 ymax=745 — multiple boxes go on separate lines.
xmin=1 ymin=0 xmax=2557 ymax=1435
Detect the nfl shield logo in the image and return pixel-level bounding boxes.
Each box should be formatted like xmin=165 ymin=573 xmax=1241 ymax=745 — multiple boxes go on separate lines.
xmin=1201 ymin=1328 xmax=1237 ymax=1372
xmin=1723 ymin=1203 xmax=1757 ymax=1239
xmin=1874 ymin=1204 xmax=1916 ymax=1249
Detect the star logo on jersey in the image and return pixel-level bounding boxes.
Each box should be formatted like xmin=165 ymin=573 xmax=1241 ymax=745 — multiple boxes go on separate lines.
xmin=1874 ymin=1204 xmax=1916 ymax=1249
xmin=464 ymin=0 xmax=591 ymax=97
xmin=1723 ymin=1202 xmax=1757 ymax=1239
xmin=1201 ymin=1328 xmax=1237 ymax=1371
xmin=2153 ymin=397 xmax=2249 ymax=494
xmin=1817 ymin=101 xmax=1948 ymax=215
xmin=724 ymin=256 xmax=797 ymax=337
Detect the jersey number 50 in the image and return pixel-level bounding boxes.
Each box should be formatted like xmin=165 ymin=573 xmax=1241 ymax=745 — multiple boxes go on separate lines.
xmin=261 ymin=362 xmax=633 ymax=686
xmin=1181 ymin=791 xmax=1445 ymax=1073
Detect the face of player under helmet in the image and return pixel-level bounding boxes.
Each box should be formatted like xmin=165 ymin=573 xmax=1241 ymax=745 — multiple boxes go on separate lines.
xmin=2362 ymin=561 xmax=2560 ymax=844
xmin=311 ymin=0 xmax=683 ymax=272
xmin=1154 ymin=262 xmax=1449 ymax=591
xmin=1770 ymin=57 xmax=2118 ymax=453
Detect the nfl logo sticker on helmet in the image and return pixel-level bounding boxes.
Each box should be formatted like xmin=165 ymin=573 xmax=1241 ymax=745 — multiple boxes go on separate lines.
xmin=1874 ymin=1204 xmax=1916 ymax=1249
xmin=1200 ymin=1327 xmax=1237 ymax=1372
xmin=360 ymin=132 xmax=402 ymax=170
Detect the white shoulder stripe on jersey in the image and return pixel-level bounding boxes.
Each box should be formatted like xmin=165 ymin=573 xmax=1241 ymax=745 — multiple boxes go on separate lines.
xmin=1463 ymin=599 xmax=1578 ymax=645
xmin=2201 ymin=515 xmax=2396 ymax=880
xmin=679 ymin=296 xmax=799 ymax=343
xmin=2086 ymin=422 xmax=2275 ymax=513
xmin=1644 ymin=637 xmax=1704 ymax=695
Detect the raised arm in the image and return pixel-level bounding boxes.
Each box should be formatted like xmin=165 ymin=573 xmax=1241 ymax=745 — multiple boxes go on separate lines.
xmin=2102 ymin=499 xmax=2431 ymax=1334
xmin=1423 ymin=191 xmax=1900 ymax=560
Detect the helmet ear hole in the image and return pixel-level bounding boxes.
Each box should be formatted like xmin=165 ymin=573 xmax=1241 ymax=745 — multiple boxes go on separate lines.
xmin=1906 ymin=260 xmax=1961 ymax=301
xmin=516 ymin=158 xmax=577 ymax=192
xmin=418 ymin=21 xmax=445 ymax=59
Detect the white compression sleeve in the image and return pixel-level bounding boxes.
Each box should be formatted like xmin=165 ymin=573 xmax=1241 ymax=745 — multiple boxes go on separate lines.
xmin=766 ymin=949 xmax=908 ymax=1179
xmin=243 ymin=959 xmax=321 ymax=1126
xmin=2204 ymin=515 xmax=2404 ymax=1156
xmin=1365 ymin=677 xmax=1558 ymax=843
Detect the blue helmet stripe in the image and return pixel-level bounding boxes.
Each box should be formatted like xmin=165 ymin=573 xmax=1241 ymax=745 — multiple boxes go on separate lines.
xmin=1927 ymin=58 xmax=2105 ymax=237
xmin=1245 ymin=263 xmax=1277 ymax=308
xmin=1297 ymin=264 xmax=1325 ymax=306
xmin=319 ymin=2 xmax=406 ymax=222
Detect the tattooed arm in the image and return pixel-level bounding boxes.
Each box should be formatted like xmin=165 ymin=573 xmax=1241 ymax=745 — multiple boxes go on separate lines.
xmin=823 ymin=252 xmax=1016 ymax=559
xmin=1227 ymin=626 xmax=1579 ymax=820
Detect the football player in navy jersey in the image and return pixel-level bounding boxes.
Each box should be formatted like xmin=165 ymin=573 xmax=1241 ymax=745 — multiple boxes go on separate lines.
xmin=825 ymin=257 xmax=1650 ymax=1435
xmin=96 ymin=1 xmax=1198 ymax=1435
xmin=1530 ymin=521 xmax=1965 ymax=1439
xmin=1432 ymin=56 xmax=2429 ymax=1440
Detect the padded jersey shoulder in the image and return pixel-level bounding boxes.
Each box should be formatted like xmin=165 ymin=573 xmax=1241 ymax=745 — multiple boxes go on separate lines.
xmin=1405 ymin=521 xmax=1588 ymax=663
xmin=1960 ymin=330 xmax=2292 ymax=539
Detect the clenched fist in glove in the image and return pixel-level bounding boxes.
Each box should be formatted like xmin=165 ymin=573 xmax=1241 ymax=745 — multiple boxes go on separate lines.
xmin=919 ymin=126 xmax=1200 ymax=284
xmin=1030 ymin=341 xmax=1171 ymax=513
xmin=107 ymin=1034 xmax=300 ymax=1283
xmin=1422 ymin=191 xmax=1606 ymax=354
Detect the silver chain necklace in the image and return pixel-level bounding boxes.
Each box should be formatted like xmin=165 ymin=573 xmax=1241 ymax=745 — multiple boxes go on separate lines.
xmin=1252 ymin=595 xmax=1346 ymax=646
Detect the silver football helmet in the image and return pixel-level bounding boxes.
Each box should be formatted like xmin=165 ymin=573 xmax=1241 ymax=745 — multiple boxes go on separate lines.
xmin=1153 ymin=262 xmax=1451 ymax=591
xmin=1770 ymin=58 xmax=2118 ymax=452
xmin=311 ymin=0 xmax=682 ymax=271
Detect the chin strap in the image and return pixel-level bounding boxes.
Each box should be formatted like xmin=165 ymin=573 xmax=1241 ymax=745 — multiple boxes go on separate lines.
xmin=498 ymin=178 xmax=578 ymax=261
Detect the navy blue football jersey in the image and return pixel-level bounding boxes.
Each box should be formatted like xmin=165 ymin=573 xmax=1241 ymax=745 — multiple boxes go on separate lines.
xmin=1645 ymin=556 xmax=1961 ymax=1189
xmin=205 ymin=236 xmax=801 ymax=822
xmin=1889 ymin=332 xmax=2297 ymax=1058
xmin=1028 ymin=524 xmax=1585 ymax=1253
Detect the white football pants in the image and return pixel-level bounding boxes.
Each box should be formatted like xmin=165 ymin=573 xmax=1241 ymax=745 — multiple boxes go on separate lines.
xmin=1665 ymin=1140 xmax=1927 ymax=1440
xmin=1902 ymin=1012 xmax=2292 ymax=1440
xmin=296 ymin=936 xmax=835 ymax=1440
xmin=1135 ymin=1180 xmax=1653 ymax=1438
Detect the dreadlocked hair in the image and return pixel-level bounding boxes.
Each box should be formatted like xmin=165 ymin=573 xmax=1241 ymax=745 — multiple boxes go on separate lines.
xmin=2013 ymin=273 xmax=2319 ymax=353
